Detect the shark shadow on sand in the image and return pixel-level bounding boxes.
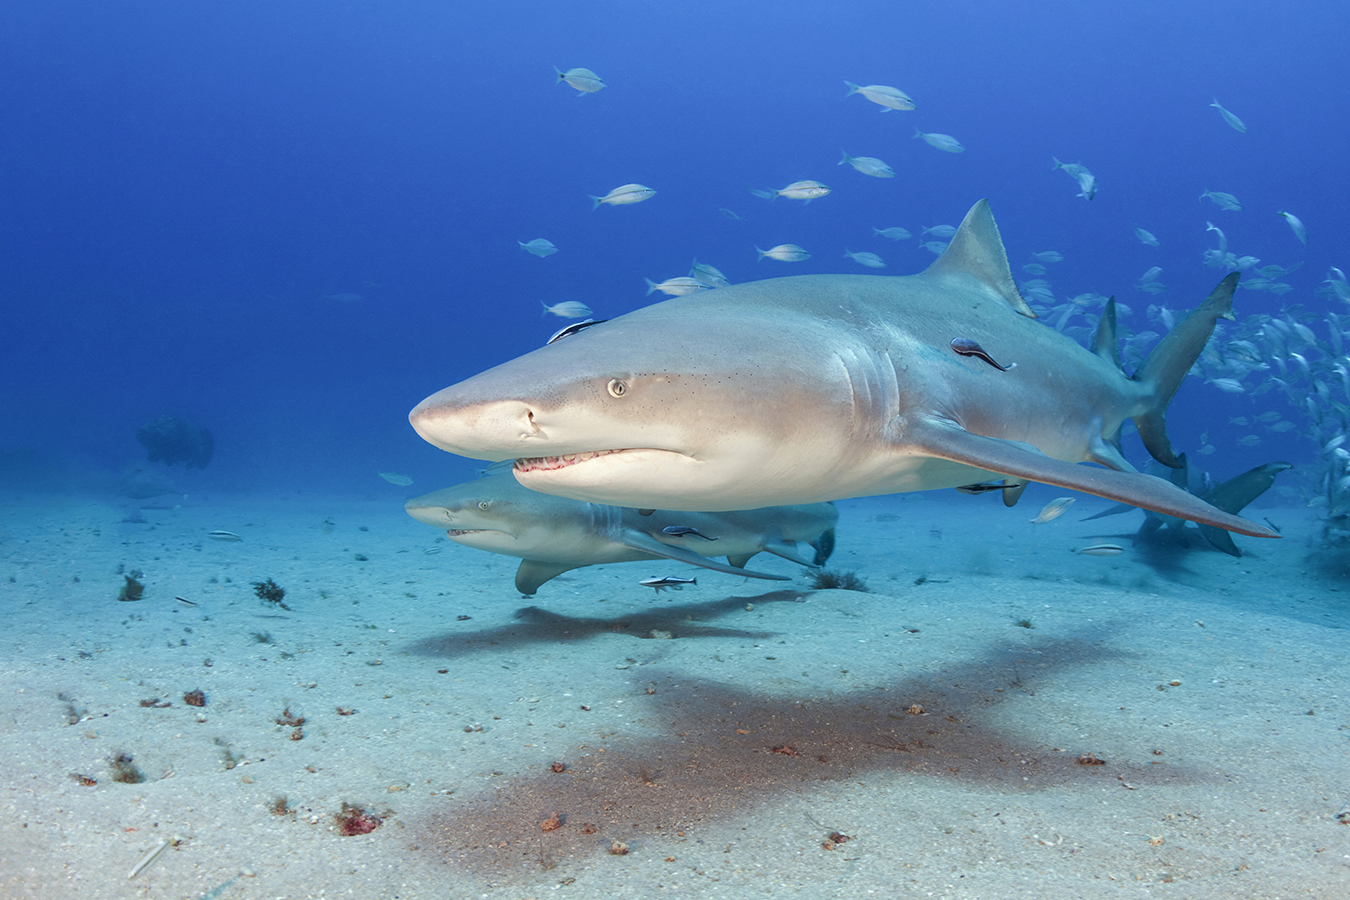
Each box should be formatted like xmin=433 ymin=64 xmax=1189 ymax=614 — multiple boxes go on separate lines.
xmin=404 ymin=589 xmax=809 ymax=659
xmin=409 ymin=629 xmax=1215 ymax=876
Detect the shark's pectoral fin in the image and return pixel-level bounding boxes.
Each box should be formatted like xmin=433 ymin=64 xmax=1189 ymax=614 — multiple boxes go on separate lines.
xmin=909 ymin=418 xmax=1279 ymax=539
xmin=726 ymin=553 xmax=756 ymax=569
xmin=516 ymin=560 xmax=581 ymax=595
xmin=621 ymin=530 xmax=789 ymax=581
xmin=1001 ymin=480 xmax=1029 ymax=508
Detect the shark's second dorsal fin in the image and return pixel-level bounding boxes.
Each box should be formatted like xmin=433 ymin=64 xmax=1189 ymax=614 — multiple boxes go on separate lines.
xmin=923 ymin=199 xmax=1038 ymax=318
xmin=1091 ymin=297 xmax=1122 ymax=369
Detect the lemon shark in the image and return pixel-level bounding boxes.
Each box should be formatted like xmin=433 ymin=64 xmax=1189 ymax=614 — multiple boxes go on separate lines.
xmin=1084 ymin=455 xmax=1290 ymax=556
xmin=410 ymin=199 xmax=1277 ymax=540
xmin=405 ymin=469 xmax=837 ymax=595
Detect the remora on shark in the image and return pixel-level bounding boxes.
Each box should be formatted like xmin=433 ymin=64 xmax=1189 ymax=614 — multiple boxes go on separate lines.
xmin=410 ymin=199 xmax=1278 ymax=540
xmin=405 ymin=467 xmax=837 ymax=595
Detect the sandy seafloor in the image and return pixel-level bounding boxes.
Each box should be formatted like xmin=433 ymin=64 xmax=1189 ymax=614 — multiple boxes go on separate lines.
xmin=1 ymin=482 xmax=1348 ymax=900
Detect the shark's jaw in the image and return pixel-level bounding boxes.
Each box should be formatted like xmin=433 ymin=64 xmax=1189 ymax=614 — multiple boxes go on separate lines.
xmin=511 ymin=447 xmax=714 ymax=507
xmin=513 ymin=448 xmax=630 ymax=473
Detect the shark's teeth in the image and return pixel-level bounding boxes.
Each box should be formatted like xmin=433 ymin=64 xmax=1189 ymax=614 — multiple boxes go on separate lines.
xmin=515 ymin=449 xmax=624 ymax=472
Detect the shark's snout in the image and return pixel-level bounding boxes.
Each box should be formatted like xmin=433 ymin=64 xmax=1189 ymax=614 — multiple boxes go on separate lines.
xmin=409 ymin=390 xmax=544 ymax=458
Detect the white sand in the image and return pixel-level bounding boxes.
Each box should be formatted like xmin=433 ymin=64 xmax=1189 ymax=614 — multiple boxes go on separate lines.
xmin=1 ymin=486 xmax=1347 ymax=899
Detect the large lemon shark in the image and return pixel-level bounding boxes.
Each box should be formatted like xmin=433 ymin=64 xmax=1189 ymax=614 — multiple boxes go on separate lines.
xmin=410 ymin=199 xmax=1277 ymax=540
xmin=405 ymin=467 xmax=837 ymax=595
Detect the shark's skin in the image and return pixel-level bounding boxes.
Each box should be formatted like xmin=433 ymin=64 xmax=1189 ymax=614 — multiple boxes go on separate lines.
xmin=1085 ymin=456 xmax=1290 ymax=556
xmin=410 ymin=199 xmax=1278 ymax=540
xmin=405 ymin=471 xmax=837 ymax=595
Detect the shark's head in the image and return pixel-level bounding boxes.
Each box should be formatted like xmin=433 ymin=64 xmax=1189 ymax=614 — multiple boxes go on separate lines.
xmin=409 ymin=296 xmax=870 ymax=510
xmin=403 ymin=481 xmax=529 ymax=554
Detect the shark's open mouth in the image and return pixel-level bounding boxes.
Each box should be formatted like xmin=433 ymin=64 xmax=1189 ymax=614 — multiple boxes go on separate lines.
xmin=515 ymin=449 xmax=627 ymax=473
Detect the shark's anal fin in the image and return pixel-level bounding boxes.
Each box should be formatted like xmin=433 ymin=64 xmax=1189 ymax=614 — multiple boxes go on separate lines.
xmin=910 ymin=418 xmax=1279 ymax=539
xmin=621 ymin=531 xmax=789 ymax=581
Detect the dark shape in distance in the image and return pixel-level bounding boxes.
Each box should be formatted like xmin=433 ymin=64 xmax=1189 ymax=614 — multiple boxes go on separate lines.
xmin=136 ymin=416 xmax=214 ymax=469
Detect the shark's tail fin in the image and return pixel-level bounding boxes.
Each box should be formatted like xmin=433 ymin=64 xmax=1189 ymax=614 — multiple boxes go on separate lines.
xmin=1131 ymin=273 xmax=1238 ymax=468
xmin=1196 ymin=461 xmax=1291 ymax=556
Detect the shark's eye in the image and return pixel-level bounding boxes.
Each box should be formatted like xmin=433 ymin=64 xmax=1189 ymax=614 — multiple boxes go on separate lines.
xmin=477 ymin=500 xmax=491 ymax=511
xmin=607 ymin=379 xmax=628 ymax=398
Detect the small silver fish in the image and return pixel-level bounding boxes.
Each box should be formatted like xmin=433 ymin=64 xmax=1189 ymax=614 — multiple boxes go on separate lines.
xmin=518 ymin=238 xmax=558 ymax=257
xmin=541 ymin=300 xmax=594 ymax=318
xmin=1206 ymin=377 xmax=1245 ymax=394
xmin=207 ymin=530 xmax=242 ymax=542
xmin=1077 ymin=543 xmax=1124 ymax=556
xmin=555 ymin=66 xmax=605 ymax=94
xmin=640 ymin=575 xmax=697 ymax=593
xmin=843 ymin=250 xmax=886 ymax=268
xmin=590 ymin=183 xmax=656 ymax=209
xmin=719 ymin=208 xmax=743 ymax=220
xmin=175 ymin=596 xmax=198 ymax=607
xmin=756 ymin=243 xmax=810 ymax=262
xmin=843 ymin=81 xmax=916 ymax=111
xmin=920 ymin=240 xmax=950 ymax=255
xmin=1030 ymin=497 xmax=1075 ymax=524
xmin=378 ymin=472 xmax=414 ymax=485
xmin=872 ymin=226 xmax=912 ymax=240
xmin=689 ymin=260 xmax=731 ymax=288
xmin=1277 ymin=211 xmax=1307 ymax=245
xmin=914 ymin=130 xmax=964 ymax=153
xmin=1031 ymin=251 xmax=1063 ymax=263
xmin=776 ymin=180 xmax=831 ymax=200
xmin=922 ymin=225 xmax=958 ymax=239
xmin=645 ymin=276 xmax=707 ymax=297
xmin=1134 ymin=226 xmax=1160 ymax=247
xmin=1209 ymin=99 xmax=1246 ymax=133
xmin=661 ymin=525 xmax=718 ymax=541
xmin=839 ymin=150 xmax=895 ymax=178
xmin=1200 ymin=190 xmax=1243 ymax=211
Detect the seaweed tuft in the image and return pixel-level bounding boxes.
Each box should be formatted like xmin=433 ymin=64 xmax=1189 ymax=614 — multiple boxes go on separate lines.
xmin=252 ymin=578 xmax=291 ymax=610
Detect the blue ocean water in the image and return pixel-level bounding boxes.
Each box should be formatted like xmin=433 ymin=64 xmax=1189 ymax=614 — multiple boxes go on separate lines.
xmin=1 ymin=1 xmax=1346 ymax=497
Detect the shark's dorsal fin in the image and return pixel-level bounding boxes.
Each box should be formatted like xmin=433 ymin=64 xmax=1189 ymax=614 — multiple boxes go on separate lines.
xmin=1091 ymin=297 xmax=1122 ymax=369
xmin=923 ymin=199 xmax=1038 ymax=318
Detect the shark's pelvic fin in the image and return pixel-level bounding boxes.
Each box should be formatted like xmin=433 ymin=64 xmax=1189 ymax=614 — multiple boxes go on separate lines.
xmin=910 ymin=416 xmax=1279 ymax=538
xmin=922 ymin=199 xmax=1038 ymax=318
xmin=1132 ymin=273 xmax=1239 ymax=468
